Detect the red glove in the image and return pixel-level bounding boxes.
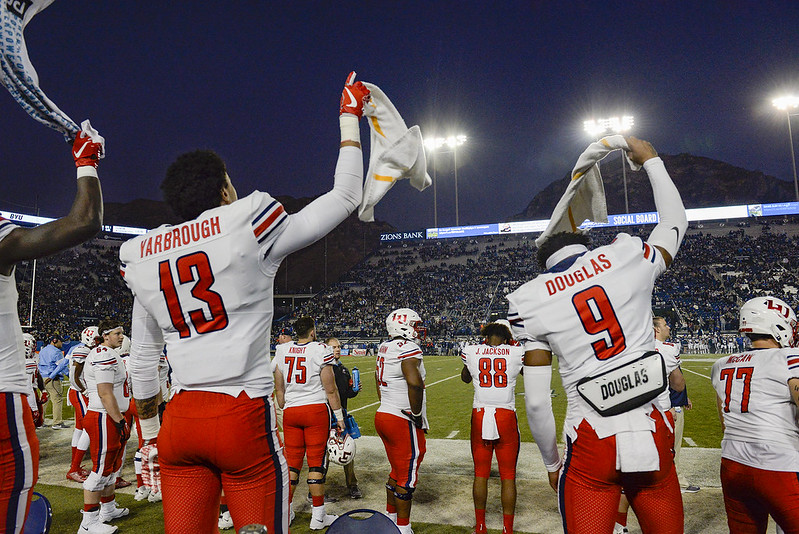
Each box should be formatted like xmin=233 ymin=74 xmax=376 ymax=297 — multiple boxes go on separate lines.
xmin=72 ymin=130 xmax=103 ymax=168
xmin=339 ymin=71 xmax=370 ymax=118
xmin=32 ymin=411 xmax=43 ymax=427
xmin=39 ymin=391 xmax=49 ymax=404
xmin=113 ymin=418 xmax=131 ymax=442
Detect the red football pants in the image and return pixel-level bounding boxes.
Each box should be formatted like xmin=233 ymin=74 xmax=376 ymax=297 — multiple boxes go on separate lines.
xmin=375 ymin=411 xmax=426 ymax=489
xmin=158 ymin=391 xmax=289 ymax=534
xmin=0 ymin=392 xmax=39 ymax=534
xmin=282 ymin=403 xmax=330 ymax=471
xmin=83 ymin=410 xmax=127 ymax=478
xmin=559 ymin=410 xmax=683 ymax=534
xmin=721 ymin=457 xmax=799 ymax=533
xmin=470 ymin=407 xmax=520 ymax=479
xmin=68 ymin=389 xmax=89 ymax=431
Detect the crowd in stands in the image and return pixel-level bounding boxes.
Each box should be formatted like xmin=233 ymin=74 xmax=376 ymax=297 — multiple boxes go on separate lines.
xmin=16 ymin=219 xmax=799 ymax=352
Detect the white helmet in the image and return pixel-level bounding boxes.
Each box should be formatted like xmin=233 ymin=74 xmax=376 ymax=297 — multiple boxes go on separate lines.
xmin=386 ymin=308 xmax=422 ymax=340
xmin=327 ymin=429 xmax=356 ymax=466
xmin=22 ymin=333 xmax=36 ymax=359
xmin=495 ymin=319 xmax=514 ymax=340
xmin=81 ymin=326 xmax=99 ymax=348
xmin=739 ymin=296 xmax=797 ymax=348
xmin=118 ymin=335 xmax=131 ymax=357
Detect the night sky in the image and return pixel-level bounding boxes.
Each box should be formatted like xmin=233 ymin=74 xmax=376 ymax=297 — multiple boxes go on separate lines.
xmin=2 ymin=1 xmax=798 ymax=231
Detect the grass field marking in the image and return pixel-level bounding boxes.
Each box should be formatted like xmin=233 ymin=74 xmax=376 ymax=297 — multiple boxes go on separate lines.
xmin=683 ymin=367 xmax=711 ymax=380
xmin=348 ymin=373 xmax=461 ymax=414
xmin=446 ymin=431 xmax=459 ymax=439
xmin=684 ymin=437 xmax=697 ymax=447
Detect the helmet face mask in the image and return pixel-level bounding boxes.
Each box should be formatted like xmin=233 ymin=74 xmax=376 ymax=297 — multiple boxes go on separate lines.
xmin=739 ymin=296 xmax=797 ymax=348
xmin=81 ymin=326 xmax=99 ymax=348
xmin=327 ymin=430 xmax=356 ymax=465
xmin=386 ymin=308 xmax=422 ymax=341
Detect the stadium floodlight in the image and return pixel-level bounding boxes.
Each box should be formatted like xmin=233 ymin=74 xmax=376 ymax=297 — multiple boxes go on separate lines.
xmin=424 ymin=134 xmax=468 ymax=226
xmin=772 ymin=96 xmax=799 ymax=201
xmin=583 ymin=116 xmax=635 ymax=213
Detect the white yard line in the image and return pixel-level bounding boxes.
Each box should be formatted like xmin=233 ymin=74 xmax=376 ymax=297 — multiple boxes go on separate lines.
xmin=348 ymin=373 xmax=461 ymax=414
xmin=446 ymin=431 xmax=459 ymax=439
xmin=684 ymin=437 xmax=698 ymax=447
xmin=682 ymin=367 xmax=711 ymax=380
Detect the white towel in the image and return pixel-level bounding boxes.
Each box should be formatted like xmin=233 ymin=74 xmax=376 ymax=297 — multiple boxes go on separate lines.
xmin=480 ymin=407 xmax=500 ymax=440
xmin=535 ymin=135 xmax=641 ymax=247
xmin=0 ymin=0 xmax=79 ymax=140
xmin=358 ymin=82 xmax=431 ymax=222
xmin=615 ymin=430 xmax=659 ymax=472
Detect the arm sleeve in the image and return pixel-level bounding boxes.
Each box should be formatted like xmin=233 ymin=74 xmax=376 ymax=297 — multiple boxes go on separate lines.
xmin=524 ymin=365 xmax=562 ymax=471
xmin=644 ymin=157 xmax=688 ymax=260
xmin=128 ymin=297 xmax=165 ymax=400
xmin=266 ymin=146 xmax=363 ymax=265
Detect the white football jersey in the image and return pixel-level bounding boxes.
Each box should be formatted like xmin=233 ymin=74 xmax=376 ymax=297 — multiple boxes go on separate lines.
xmin=507 ymin=234 xmax=667 ymax=436
xmin=274 ymin=341 xmax=333 ymax=409
xmin=712 ymin=348 xmax=799 ymax=471
xmin=376 ymin=339 xmax=428 ymax=427
xmin=654 ymin=339 xmax=682 ymax=411
xmin=0 ymin=217 xmax=28 ymax=394
xmin=120 ymin=191 xmax=288 ymax=398
xmin=461 ymin=343 xmax=524 ymax=410
xmin=24 ymin=358 xmax=38 ymax=398
xmin=85 ymin=345 xmax=130 ymax=414
xmin=67 ymin=343 xmax=91 ymax=391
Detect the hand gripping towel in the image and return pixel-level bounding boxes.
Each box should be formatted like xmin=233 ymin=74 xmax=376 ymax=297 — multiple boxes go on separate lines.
xmin=1 ymin=0 xmax=79 ymax=140
xmin=481 ymin=406 xmax=500 ymax=440
xmin=535 ymin=135 xmax=641 ymax=247
xmin=358 ymin=82 xmax=431 ymax=222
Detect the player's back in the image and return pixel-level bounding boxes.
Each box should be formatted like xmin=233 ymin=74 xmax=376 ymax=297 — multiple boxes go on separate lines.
xmin=508 ymin=233 xmax=665 ymax=392
xmin=461 ymin=343 xmax=524 ymax=409
xmin=67 ymin=344 xmax=90 ymax=391
xmin=120 ymin=191 xmax=287 ymax=397
xmin=274 ymin=341 xmax=333 ymax=408
xmin=712 ymin=348 xmax=799 ymax=451
xmin=376 ymin=338 xmax=425 ymax=417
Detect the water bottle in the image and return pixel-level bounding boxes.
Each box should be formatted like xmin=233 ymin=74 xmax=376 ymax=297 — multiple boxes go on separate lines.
xmin=351 ymin=367 xmax=360 ymax=393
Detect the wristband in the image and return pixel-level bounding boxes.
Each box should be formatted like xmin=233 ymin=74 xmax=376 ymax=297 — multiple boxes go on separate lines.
xmin=339 ymin=114 xmax=360 ymax=144
xmin=77 ymin=166 xmax=98 ymax=179
xmin=139 ymin=415 xmax=160 ymax=441
xmin=411 ymin=410 xmax=422 ymax=418
xmin=333 ymin=408 xmax=344 ymax=422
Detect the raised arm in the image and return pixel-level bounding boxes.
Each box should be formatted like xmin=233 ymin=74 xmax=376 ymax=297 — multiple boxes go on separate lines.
xmin=268 ymin=73 xmax=369 ymax=261
xmin=0 ymin=124 xmax=104 ymax=275
xmin=625 ymin=137 xmax=688 ymax=267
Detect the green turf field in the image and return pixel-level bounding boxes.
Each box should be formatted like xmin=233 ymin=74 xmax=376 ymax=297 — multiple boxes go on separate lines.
xmin=345 ymin=353 xmax=724 ymax=447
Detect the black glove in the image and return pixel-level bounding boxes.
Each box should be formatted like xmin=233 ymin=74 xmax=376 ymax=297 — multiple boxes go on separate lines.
xmin=113 ymin=418 xmax=131 ymax=442
xmin=401 ymin=409 xmax=424 ymax=430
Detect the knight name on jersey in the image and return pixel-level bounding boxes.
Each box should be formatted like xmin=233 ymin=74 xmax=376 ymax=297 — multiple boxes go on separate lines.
xmin=725 ymin=353 xmax=753 ymax=364
xmin=601 ymin=367 xmax=650 ymax=400
xmin=288 ymin=346 xmax=307 ymax=354
xmin=545 ymin=254 xmax=613 ymax=296
xmin=139 ymin=216 xmax=222 ymax=259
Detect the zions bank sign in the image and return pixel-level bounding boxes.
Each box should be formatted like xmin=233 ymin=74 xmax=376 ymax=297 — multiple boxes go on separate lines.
xmin=379 ymin=230 xmax=425 ymax=242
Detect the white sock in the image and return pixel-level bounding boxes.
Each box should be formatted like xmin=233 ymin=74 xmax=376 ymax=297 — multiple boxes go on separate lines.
xmin=81 ymin=509 xmax=100 ymax=526
xmin=100 ymin=500 xmax=116 ymax=512
xmin=386 ymin=511 xmax=398 ymax=523
xmin=312 ymin=504 xmax=325 ymax=520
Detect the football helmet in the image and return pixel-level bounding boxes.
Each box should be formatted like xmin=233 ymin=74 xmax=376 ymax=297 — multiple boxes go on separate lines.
xmin=22 ymin=333 xmax=36 ymax=358
xmin=81 ymin=326 xmax=99 ymax=348
xmin=739 ymin=296 xmax=797 ymax=348
xmin=118 ymin=335 xmax=131 ymax=357
xmin=327 ymin=429 xmax=356 ymax=466
xmin=495 ymin=319 xmax=514 ymax=339
xmin=386 ymin=308 xmax=422 ymax=340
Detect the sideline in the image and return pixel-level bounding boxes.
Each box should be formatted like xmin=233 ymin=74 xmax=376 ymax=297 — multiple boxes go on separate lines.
xmin=348 ymin=373 xmax=461 ymax=414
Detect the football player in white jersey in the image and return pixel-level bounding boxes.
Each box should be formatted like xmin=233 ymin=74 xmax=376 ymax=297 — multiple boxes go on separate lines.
xmin=0 ymin=125 xmax=103 ymax=534
xmin=711 ymin=296 xmax=799 ymax=533
xmin=460 ymin=322 xmax=524 ymax=534
xmin=273 ymin=316 xmax=345 ymax=530
xmin=22 ymin=333 xmax=46 ymax=427
xmin=508 ymin=137 xmax=688 ymax=534
xmin=122 ymin=73 xmax=370 ymax=534
xmin=79 ymin=320 xmax=132 ymax=534
xmin=66 ymin=326 xmax=98 ymax=483
xmin=375 ymin=308 xmax=427 ymax=534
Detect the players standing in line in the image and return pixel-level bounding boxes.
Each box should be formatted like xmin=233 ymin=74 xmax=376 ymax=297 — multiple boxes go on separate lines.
xmin=508 ymin=137 xmax=688 ymax=533
xmin=460 ymin=322 xmax=525 ymax=534
xmin=327 ymin=336 xmax=362 ymax=499
xmin=79 ymin=320 xmax=131 ymax=534
xmin=273 ymin=317 xmax=345 ymax=529
xmin=122 ymin=73 xmax=370 ymax=534
xmin=375 ymin=308 xmax=428 ymax=534
xmin=66 ymin=326 xmax=99 ymax=483
xmin=711 ymin=297 xmax=799 ymax=533
xmin=0 ymin=126 xmax=103 ymax=534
